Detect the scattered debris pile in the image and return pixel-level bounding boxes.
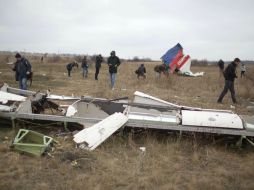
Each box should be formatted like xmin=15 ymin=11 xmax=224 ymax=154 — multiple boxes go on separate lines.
xmin=1 ymin=83 xmax=254 ymax=154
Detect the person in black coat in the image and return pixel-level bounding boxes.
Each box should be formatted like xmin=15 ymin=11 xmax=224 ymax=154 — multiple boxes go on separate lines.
xmin=13 ymin=53 xmax=32 ymax=90
xmin=107 ymin=51 xmax=121 ymax=89
xmin=135 ymin=64 xmax=146 ymax=79
xmin=217 ymin=58 xmax=240 ymax=104
xmin=66 ymin=61 xmax=78 ymax=77
xmin=95 ymin=54 xmax=103 ymax=80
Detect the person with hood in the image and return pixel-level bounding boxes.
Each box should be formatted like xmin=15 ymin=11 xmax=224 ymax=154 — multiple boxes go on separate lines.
xmin=217 ymin=58 xmax=240 ymax=104
xmin=13 ymin=53 xmax=32 ymax=90
xmin=66 ymin=61 xmax=78 ymax=77
xmin=81 ymin=56 xmax=88 ymax=78
xmin=95 ymin=54 xmax=103 ymax=80
xmin=107 ymin=51 xmax=121 ymax=90
xmin=135 ymin=64 xmax=146 ymax=79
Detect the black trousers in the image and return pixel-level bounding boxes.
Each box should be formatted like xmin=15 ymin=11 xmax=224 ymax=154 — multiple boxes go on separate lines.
xmin=95 ymin=67 xmax=100 ymax=80
xmin=218 ymin=80 xmax=237 ymax=103
xmin=241 ymin=71 xmax=245 ymax=78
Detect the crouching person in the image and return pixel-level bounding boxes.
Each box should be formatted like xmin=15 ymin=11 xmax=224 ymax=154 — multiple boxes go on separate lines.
xmin=66 ymin=61 xmax=78 ymax=77
xmin=13 ymin=53 xmax=32 ymax=90
xmin=135 ymin=64 xmax=146 ymax=79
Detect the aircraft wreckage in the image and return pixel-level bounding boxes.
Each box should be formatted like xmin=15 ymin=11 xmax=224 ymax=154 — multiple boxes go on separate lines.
xmin=1 ymin=83 xmax=254 ymax=151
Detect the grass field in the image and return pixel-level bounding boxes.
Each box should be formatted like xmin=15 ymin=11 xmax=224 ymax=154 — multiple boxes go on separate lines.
xmin=0 ymin=55 xmax=254 ymax=190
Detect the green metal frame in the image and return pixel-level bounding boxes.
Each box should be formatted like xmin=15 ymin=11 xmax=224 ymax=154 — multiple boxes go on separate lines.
xmin=12 ymin=129 xmax=54 ymax=156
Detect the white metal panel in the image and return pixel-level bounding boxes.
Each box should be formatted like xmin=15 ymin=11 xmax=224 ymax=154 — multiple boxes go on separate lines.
xmin=245 ymin=123 xmax=254 ymax=131
xmin=73 ymin=112 xmax=128 ymax=150
xmin=47 ymin=94 xmax=79 ymax=100
xmin=134 ymin=91 xmax=233 ymax=113
xmin=66 ymin=100 xmax=109 ymax=119
xmin=182 ymin=110 xmax=243 ymax=129
xmin=128 ymin=112 xmax=179 ymax=124
xmin=134 ymin=91 xmax=181 ymax=107
xmin=16 ymin=100 xmax=32 ymax=113
xmin=182 ymin=71 xmax=204 ymax=77
xmin=66 ymin=105 xmax=77 ymax=117
xmin=177 ymin=57 xmax=204 ymax=77
xmin=179 ymin=56 xmax=191 ymax=73
xmin=0 ymin=91 xmax=26 ymax=103
xmin=0 ymin=105 xmax=11 ymax=112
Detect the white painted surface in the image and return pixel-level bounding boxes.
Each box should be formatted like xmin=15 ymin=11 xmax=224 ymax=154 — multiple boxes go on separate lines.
xmin=134 ymin=91 xmax=180 ymax=108
xmin=66 ymin=100 xmax=109 ymax=119
xmin=0 ymin=91 xmax=26 ymax=104
xmin=134 ymin=91 xmax=233 ymax=113
xmin=128 ymin=112 xmax=179 ymax=124
xmin=182 ymin=71 xmax=204 ymax=77
xmin=182 ymin=110 xmax=243 ymax=129
xmin=47 ymin=94 xmax=79 ymax=100
xmin=0 ymin=83 xmax=8 ymax=92
xmin=177 ymin=57 xmax=204 ymax=77
xmin=73 ymin=112 xmax=128 ymax=150
xmin=66 ymin=105 xmax=77 ymax=117
xmin=0 ymin=105 xmax=11 ymax=112
xmin=179 ymin=56 xmax=191 ymax=73
xmin=245 ymin=123 xmax=254 ymax=131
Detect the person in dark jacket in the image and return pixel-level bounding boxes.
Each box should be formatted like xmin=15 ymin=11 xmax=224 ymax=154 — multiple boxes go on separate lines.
xmin=81 ymin=56 xmax=88 ymax=78
xmin=66 ymin=61 xmax=78 ymax=77
xmin=218 ymin=59 xmax=224 ymax=77
xmin=135 ymin=64 xmax=146 ymax=79
xmin=95 ymin=54 xmax=103 ymax=80
xmin=154 ymin=64 xmax=168 ymax=78
xmin=217 ymin=58 xmax=240 ymax=104
xmin=107 ymin=51 xmax=121 ymax=90
xmin=13 ymin=53 xmax=32 ymax=90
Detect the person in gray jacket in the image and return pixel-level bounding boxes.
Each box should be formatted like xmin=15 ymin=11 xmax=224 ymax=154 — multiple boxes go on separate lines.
xmin=13 ymin=53 xmax=32 ymax=90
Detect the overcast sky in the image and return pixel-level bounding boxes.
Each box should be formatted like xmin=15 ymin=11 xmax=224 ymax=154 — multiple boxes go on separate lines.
xmin=0 ymin=0 xmax=254 ymax=60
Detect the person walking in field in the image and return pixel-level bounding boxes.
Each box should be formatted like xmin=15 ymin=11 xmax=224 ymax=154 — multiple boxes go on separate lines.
xmin=240 ymin=63 xmax=246 ymax=78
xmin=135 ymin=64 xmax=146 ymax=79
xmin=95 ymin=54 xmax=103 ymax=80
xmin=81 ymin=56 xmax=88 ymax=78
xmin=217 ymin=58 xmax=241 ymax=104
xmin=13 ymin=53 xmax=32 ymax=90
xmin=66 ymin=61 xmax=78 ymax=77
xmin=107 ymin=51 xmax=121 ymax=90
xmin=218 ymin=59 xmax=224 ymax=77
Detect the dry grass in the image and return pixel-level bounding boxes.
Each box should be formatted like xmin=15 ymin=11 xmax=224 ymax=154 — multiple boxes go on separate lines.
xmin=0 ymin=54 xmax=254 ymax=190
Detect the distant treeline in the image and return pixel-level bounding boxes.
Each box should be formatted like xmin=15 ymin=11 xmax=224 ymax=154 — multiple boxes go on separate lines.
xmin=0 ymin=51 xmax=254 ymax=64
